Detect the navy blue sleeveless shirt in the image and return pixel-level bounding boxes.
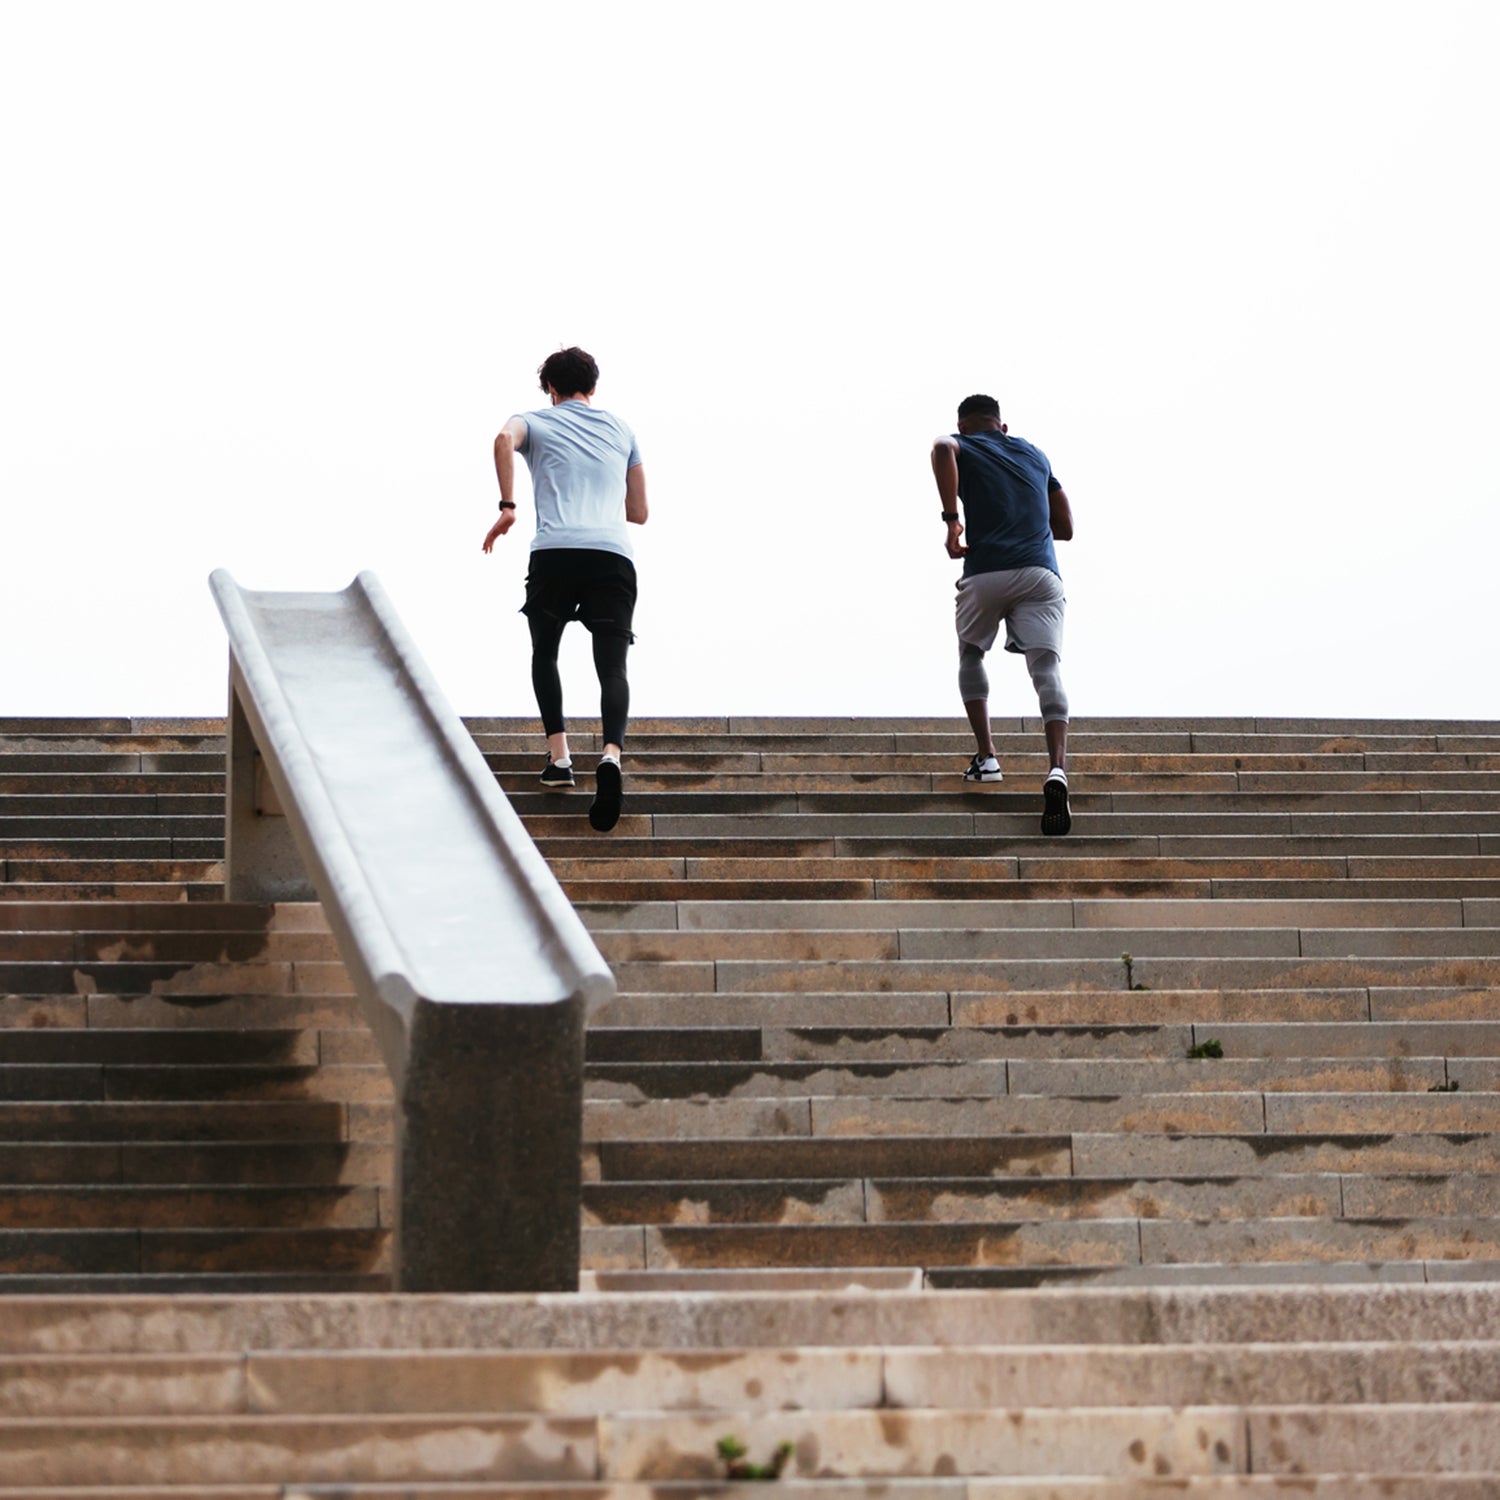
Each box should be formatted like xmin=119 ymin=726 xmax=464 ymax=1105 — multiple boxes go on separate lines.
xmin=955 ymin=430 xmax=1060 ymax=579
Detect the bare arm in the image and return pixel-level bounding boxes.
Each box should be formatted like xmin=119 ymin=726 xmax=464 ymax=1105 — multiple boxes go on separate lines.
xmin=482 ymin=417 xmax=529 ymax=553
xmin=625 ymin=463 xmax=648 ymax=525
xmin=1048 ymin=479 xmax=1074 ymax=541
xmin=931 ymin=436 xmax=966 ymax=558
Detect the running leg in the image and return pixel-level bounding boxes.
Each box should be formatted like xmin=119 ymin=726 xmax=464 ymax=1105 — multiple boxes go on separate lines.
xmin=593 ymin=630 xmax=631 ymax=756
xmin=528 ymin=613 xmax=568 ymax=760
xmin=959 ymin=641 xmax=994 ymax=757
xmin=1025 ymin=646 xmax=1071 ymax=833
xmin=589 ymin=629 xmax=630 ymax=832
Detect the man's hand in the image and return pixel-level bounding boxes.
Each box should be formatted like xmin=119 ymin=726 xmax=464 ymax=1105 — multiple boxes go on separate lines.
xmin=482 ymin=511 xmax=515 ymax=553
xmin=945 ymin=520 xmax=968 ymax=559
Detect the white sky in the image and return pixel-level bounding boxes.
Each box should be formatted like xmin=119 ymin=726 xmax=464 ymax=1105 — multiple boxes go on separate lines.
xmin=4 ymin=1 xmax=1497 ymax=722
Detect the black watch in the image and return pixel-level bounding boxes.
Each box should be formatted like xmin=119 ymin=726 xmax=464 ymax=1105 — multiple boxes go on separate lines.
xmin=941 ymin=511 xmax=959 ymax=522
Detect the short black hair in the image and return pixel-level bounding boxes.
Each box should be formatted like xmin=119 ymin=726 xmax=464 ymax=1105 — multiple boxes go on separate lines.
xmin=957 ymin=393 xmax=1001 ymax=421
xmin=538 ymin=346 xmax=599 ymax=398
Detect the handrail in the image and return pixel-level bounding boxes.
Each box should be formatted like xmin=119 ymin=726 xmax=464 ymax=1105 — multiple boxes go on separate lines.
xmin=209 ymin=569 xmax=614 ymax=1292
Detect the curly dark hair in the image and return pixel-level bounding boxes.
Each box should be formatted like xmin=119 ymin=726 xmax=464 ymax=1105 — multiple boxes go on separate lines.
xmin=957 ymin=393 xmax=1001 ymax=421
xmin=538 ymin=347 xmax=600 ymax=398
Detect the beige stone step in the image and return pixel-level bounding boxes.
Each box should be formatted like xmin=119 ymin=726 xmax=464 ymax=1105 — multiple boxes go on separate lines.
xmin=0 ymin=1413 xmax=594 ymax=1486
xmin=11 ymin=1284 xmax=1500 ymax=1353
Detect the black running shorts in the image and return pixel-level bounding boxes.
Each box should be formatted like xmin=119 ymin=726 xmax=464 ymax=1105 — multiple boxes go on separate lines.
xmin=522 ymin=548 xmax=638 ymax=641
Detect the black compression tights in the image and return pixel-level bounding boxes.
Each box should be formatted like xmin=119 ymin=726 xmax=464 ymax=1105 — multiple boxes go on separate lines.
xmin=528 ymin=616 xmax=631 ymax=748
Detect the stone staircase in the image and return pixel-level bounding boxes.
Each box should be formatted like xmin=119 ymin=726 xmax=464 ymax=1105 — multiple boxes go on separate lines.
xmin=3 ymin=712 xmax=1500 ymax=1490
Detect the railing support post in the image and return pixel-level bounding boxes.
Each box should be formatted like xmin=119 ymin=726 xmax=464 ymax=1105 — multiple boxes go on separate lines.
xmin=224 ymin=667 xmax=314 ymax=902
xmin=394 ymin=994 xmax=585 ymax=1292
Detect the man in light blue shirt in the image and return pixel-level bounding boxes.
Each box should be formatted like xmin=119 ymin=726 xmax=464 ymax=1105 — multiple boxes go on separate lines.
xmin=482 ymin=347 xmax=649 ymax=831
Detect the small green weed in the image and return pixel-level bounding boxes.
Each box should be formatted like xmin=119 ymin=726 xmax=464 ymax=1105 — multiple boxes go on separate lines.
xmin=1121 ymin=953 xmax=1150 ymax=991
xmin=1186 ymin=1039 xmax=1223 ymax=1060
xmin=1429 ymin=1078 xmax=1460 ymax=1093
xmin=717 ymin=1436 xmax=794 ymax=1481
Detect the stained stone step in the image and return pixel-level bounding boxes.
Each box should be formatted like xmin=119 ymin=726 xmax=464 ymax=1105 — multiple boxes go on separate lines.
xmin=620 ymin=1216 xmax=1500 ymax=1271
xmin=585 ymin=1060 xmax=1008 ymax=1101
xmin=738 ymin=1021 xmax=1500 ymax=1064
xmin=0 ymin=1101 xmax=348 ymax=1142
xmin=806 ymin=1091 xmax=1500 ymax=1139
xmin=0 ymin=1031 xmax=318 ymax=1064
xmin=34 ymin=1335 xmax=1478 ymax=1419
xmin=0 ymin=1185 xmax=381 ymax=1230
xmin=0 ymin=1227 xmax=388 ymax=1278
xmin=704 ymin=956 xmax=1500 ymax=993
xmin=0 ymin=1142 xmax=391 ymax=1187
xmin=13 ymin=1282 xmax=1500 ymax=1351
xmin=593 ymin=1136 xmax=1075 ymax=1181
xmin=583 ymin=1093 xmax=1267 ymax=1141
xmin=593 ymin=1132 xmax=1500 ymax=1183
xmin=271 ymin=1481 xmax=1500 ymax=1500
xmin=579 ymin=1056 xmax=1461 ymax=1099
xmin=595 ymin=985 xmax=1500 ymax=1030
xmin=588 ymin=1024 xmax=1197 ymax=1064
xmin=593 ymin=1403 xmax=1496 ymax=1480
xmin=0 ymin=1412 xmax=589 ymax=1486
xmin=580 ymin=1174 xmax=1358 ymax=1226
xmin=575 ymin=898 xmax=1482 ymax=931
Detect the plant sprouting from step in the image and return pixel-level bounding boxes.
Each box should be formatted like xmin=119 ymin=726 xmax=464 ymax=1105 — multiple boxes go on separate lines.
xmin=1187 ymin=1039 xmax=1223 ymax=1060
xmin=1429 ymin=1078 xmax=1460 ymax=1092
xmin=718 ymin=1436 xmax=794 ymax=1481
xmin=1121 ymin=953 xmax=1150 ymax=991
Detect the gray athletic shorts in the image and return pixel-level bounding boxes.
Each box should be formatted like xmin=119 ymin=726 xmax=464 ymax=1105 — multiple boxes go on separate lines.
xmin=955 ymin=566 xmax=1066 ymax=655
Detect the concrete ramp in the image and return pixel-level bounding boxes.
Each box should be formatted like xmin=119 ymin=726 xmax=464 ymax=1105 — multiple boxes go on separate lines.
xmin=209 ymin=569 xmax=613 ymax=1292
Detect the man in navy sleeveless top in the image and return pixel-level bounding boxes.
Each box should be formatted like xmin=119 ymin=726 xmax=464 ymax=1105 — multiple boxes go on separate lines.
xmin=930 ymin=394 xmax=1075 ymax=835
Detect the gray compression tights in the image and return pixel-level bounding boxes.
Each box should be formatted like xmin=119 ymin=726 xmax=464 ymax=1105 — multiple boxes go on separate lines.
xmin=959 ymin=641 xmax=1069 ymax=723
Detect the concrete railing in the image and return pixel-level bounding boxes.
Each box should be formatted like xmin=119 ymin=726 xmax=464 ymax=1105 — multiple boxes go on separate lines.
xmin=208 ymin=569 xmax=614 ymax=1292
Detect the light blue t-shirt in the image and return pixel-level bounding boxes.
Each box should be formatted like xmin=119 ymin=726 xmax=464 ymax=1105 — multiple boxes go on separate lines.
xmin=514 ymin=399 xmax=641 ymax=559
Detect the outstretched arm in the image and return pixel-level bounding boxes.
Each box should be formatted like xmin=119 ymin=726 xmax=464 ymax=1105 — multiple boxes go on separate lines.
xmin=482 ymin=417 xmax=529 ymax=553
xmin=931 ymin=436 xmax=966 ymax=558
xmin=625 ymin=463 xmax=648 ymax=525
xmin=1048 ymin=478 xmax=1074 ymax=541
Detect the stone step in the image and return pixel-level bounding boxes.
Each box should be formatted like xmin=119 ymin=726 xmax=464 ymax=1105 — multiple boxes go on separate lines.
xmin=9 ymin=1283 xmax=1500 ymax=1351
xmin=617 ymin=1217 xmax=1500 ymax=1271
xmin=0 ymin=1185 xmax=381 ymax=1230
xmin=0 ymin=1030 xmax=322 ymax=1064
xmin=590 ymin=987 xmax=1453 ymax=1029
xmin=0 ymin=1141 xmax=392 ymax=1186
xmin=580 ymin=1056 xmax=1465 ymax=1098
xmin=0 ymin=1227 xmax=387 ymax=1278
xmin=576 ymin=1174 xmax=1362 ymax=1227
xmin=0 ymin=1404 xmax=1488 ymax=1488
xmin=562 ymin=878 xmax=1500 ymax=905
xmin=272 ymin=1480 xmax=1500 ymax=1499
xmin=0 ymin=1101 xmax=348 ymax=1141
xmin=576 ymin=898 xmax=1493 ymax=931
xmin=595 ymin=1403 xmax=1498 ymax=1480
xmin=0 ymin=1412 xmax=591 ymax=1486
xmin=0 ymin=1062 xmax=388 ymax=1103
xmin=593 ymin=1132 xmax=1500 ymax=1182
xmin=696 ymin=956 xmax=1500 ymax=993
xmin=0 ymin=882 xmax=217 ymax=903
xmin=583 ymin=1021 xmax=1500 ymax=1064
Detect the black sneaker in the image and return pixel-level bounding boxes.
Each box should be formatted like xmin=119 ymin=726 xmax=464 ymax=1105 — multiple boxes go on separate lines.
xmin=589 ymin=759 xmax=624 ymax=831
xmin=1041 ymin=772 xmax=1071 ymax=836
xmin=964 ymin=754 xmax=1003 ymax=783
xmin=539 ymin=758 xmax=575 ymax=791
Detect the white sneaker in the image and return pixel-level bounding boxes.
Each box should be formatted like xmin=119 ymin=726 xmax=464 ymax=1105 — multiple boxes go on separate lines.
xmin=964 ymin=754 xmax=1003 ymax=783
